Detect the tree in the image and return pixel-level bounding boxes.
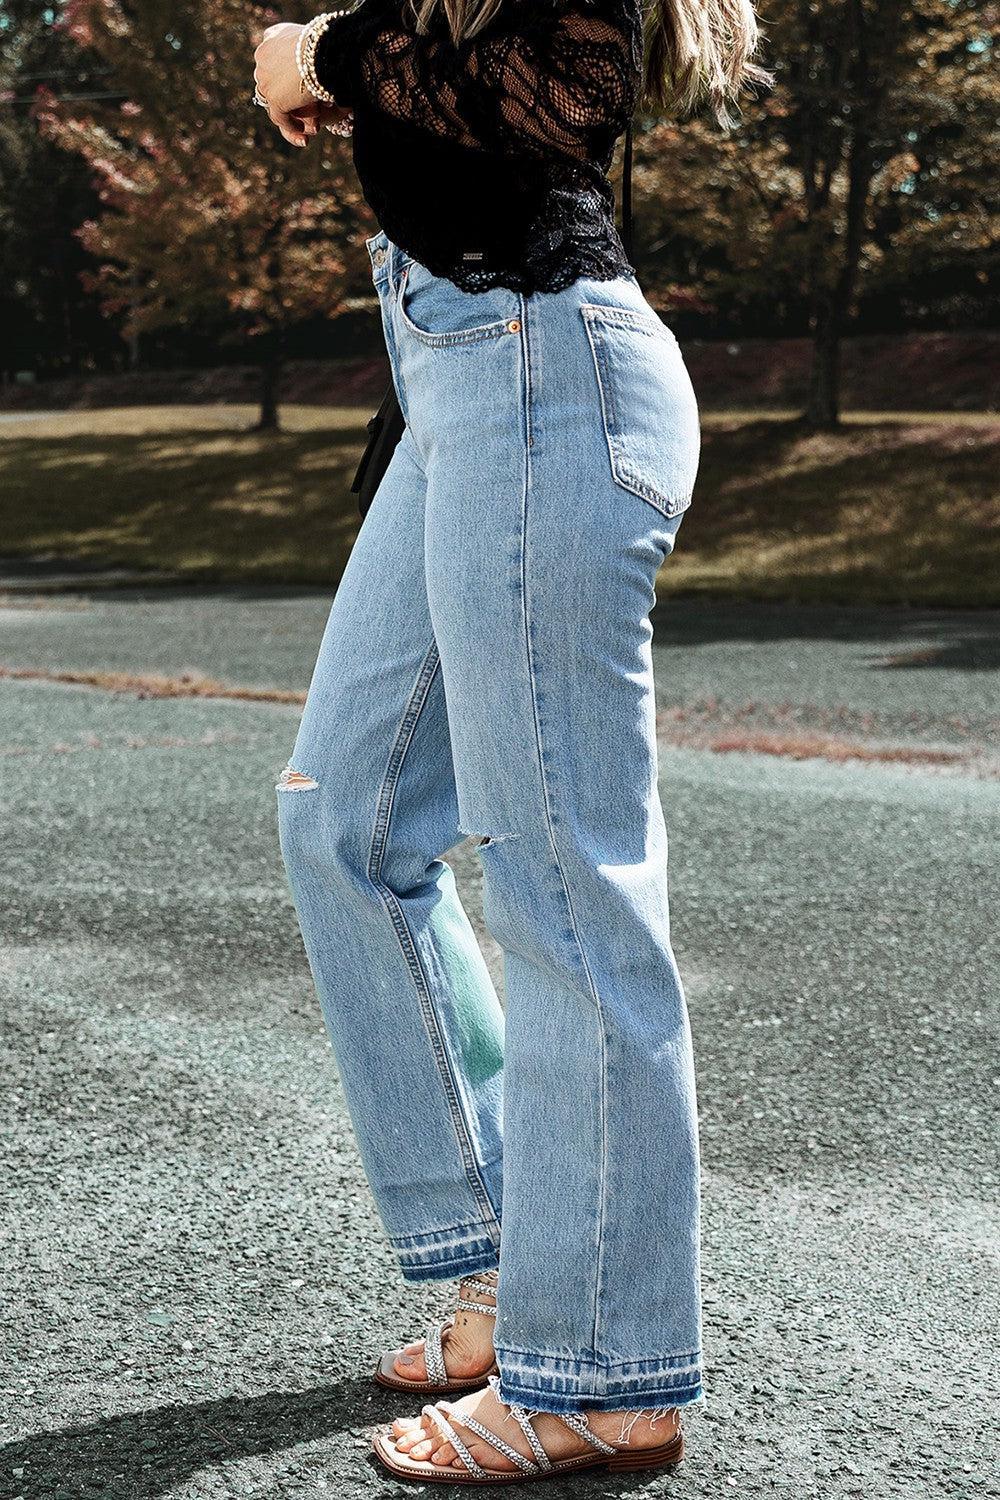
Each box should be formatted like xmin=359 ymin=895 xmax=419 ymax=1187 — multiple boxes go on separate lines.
xmin=0 ymin=1 xmax=114 ymax=374
xmin=38 ymin=0 xmax=370 ymax=428
xmin=633 ymin=0 xmax=998 ymax=426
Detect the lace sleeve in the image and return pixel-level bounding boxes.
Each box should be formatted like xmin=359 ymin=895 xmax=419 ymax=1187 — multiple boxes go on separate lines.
xmin=314 ymin=0 xmax=641 ymax=160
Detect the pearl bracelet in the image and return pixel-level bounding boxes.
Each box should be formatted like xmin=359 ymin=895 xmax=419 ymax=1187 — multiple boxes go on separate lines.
xmin=296 ymin=10 xmax=354 ymax=107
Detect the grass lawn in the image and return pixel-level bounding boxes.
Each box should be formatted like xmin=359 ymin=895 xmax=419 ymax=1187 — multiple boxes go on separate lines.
xmin=1 ymin=405 xmax=997 ymax=605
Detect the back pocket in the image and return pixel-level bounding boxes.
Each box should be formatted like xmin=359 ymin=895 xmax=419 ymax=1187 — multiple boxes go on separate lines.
xmin=581 ymin=304 xmax=700 ymax=518
xmin=397 ymin=260 xmax=521 ymax=348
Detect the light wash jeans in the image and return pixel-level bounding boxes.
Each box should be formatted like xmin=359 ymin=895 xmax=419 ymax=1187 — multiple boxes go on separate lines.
xmin=277 ymin=227 xmax=704 ymax=1414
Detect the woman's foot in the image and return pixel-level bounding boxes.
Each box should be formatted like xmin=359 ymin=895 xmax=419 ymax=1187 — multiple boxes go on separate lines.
xmin=389 ymin=1270 xmax=498 ymax=1385
xmin=389 ymin=1379 xmax=680 ymax=1474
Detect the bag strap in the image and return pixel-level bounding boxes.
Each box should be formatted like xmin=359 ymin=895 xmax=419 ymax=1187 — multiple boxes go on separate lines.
xmin=620 ymin=117 xmax=634 ymax=262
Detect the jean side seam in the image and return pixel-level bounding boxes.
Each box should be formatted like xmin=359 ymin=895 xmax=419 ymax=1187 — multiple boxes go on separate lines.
xmin=366 ymin=639 xmax=502 ymax=1248
xmin=516 ymin=299 xmax=611 ymax=1367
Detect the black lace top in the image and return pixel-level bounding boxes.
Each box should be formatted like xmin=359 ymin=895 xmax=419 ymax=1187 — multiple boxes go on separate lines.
xmin=314 ymin=0 xmax=642 ymax=293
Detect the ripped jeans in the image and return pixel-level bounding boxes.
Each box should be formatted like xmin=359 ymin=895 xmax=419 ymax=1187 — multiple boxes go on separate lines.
xmin=276 ymin=228 xmax=704 ymax=1415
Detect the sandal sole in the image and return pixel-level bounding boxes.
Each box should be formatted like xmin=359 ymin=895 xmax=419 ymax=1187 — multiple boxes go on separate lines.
xmin=372 ymin=1425 xmax=685 ymax=1484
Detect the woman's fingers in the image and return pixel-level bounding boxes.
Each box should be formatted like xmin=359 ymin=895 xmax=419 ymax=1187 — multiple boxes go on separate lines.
xmin=314 ymin=102 xmax=352 ymax=126
xmin=268 ymin=106 xmax=312 ymax=146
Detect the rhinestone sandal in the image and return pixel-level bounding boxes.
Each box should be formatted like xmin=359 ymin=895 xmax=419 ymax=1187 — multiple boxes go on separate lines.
xmin=373 ymin=1271 xmax=500 ymax=1396
xmin=371 ymin=1373 xmax=684 ymax=1484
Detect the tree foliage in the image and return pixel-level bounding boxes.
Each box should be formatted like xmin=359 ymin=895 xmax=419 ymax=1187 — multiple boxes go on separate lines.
xmin=635 ymin=0 xmax=999 ymax=423
xmin=0 ymin=0 xmax=112 ymax=372
xmin=7 ymin=0 xmax=995 ymax=425
xmin=38 ymin=0 xmax=371 ymax=424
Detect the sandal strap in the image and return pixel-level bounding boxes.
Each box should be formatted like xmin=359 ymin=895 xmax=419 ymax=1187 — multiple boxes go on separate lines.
xmin=560 ymin=1410 xmax=617 ymax=1455
xmin=424 ymin=1372 xmax=627 ymax=1478
xmin=422 ymin=1321 xmax=447 ymax=1386
xmin=422 ymin=1401 xmax=489 ymax=1478
xmin=460 ymin=1272 xmax=498 ymax=1293
xmin=506 ymin=1405 xmax=554 ymax=1471
xmin=455 ymin=1296 xmax=497 ymax=1316
xmin=482 ymin=1374 xmax=552 ymax=1471
xmin=455 ymin=1271 xmax=498 ymax=1318
xmin=484 ymin=1374 xmax=616 ymax=1460
xmin=451 ymin=1409 xmax=540 ymax=1475
xmin=417 ymin=1272 xmax=496 ymax=1384
xmin=479 ymin=1374 xmax=551 ymax=1470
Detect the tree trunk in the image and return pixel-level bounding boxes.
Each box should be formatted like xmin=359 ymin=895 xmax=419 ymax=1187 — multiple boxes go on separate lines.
xmin=806 ymin=306 xmax=841 ymax=429
xmin=803 ymin=133 xmax=873 ymax=430
xmin=253 ymin=339 xmax=281 ymax=432
xmin=127 ymin=269 xmax=141 ymax=371
xmin=800 ymin=0 xmax=894 ymax=431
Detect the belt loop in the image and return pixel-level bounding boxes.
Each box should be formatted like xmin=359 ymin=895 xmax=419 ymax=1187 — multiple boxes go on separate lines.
xmin=367 ymin=228 xmax=391 ymax=282
xmin=389 ymin=239 xmax=412 ymax=299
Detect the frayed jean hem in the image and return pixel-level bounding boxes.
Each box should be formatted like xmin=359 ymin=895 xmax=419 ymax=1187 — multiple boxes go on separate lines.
xmin=494 ymin=1346 xmax=705 ymax=1416
xmin=391 ymin=1222 xmax=501 ymax=1285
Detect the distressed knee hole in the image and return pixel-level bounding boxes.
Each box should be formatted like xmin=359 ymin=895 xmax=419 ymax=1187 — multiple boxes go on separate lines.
xmin=276 ymin=763 xmax=319 ymax=792
xmin=464 ymin=830 xmax=516 ymax=849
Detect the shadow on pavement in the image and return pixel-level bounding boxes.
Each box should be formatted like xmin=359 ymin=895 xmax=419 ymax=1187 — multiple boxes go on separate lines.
xmin=3 ymin=1380 xmax=681 ymax=1499
xmin=650 ymin=598 xmax=1000 ymax=671
xmin=3 ymin=578 xmax=998 ymax=674
xmin=1 ymin=1378 xmax=373 ymax=1499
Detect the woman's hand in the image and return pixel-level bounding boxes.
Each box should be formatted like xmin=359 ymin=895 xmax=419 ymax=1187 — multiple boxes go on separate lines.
xmin=254 ymin=22 xmax=350 ymax=147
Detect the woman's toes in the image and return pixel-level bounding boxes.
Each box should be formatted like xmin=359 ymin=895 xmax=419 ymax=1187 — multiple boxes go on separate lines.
xmin=393 ymin=1413 xmax=432 ymax=1449
xmin=430 ymin=1441 xmax=458 ymax=1466
xmin=392 ymin=1341 xmax=427 ymax=1379
xmin=390 ymin=1415 xmax=423 ymax=1441
xmin=398 ymin=1413 xmax=441 ymax=1461
xmin=409 ymin=1434 xmax=444 ymax=1461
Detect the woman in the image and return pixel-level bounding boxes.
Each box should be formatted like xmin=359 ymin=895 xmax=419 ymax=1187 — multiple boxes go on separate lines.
xmin=254 ymin=0 xmax=766 ymax=1482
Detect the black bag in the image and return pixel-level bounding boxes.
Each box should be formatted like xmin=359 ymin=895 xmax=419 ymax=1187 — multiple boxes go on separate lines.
xmin=351 ymin=120 xmax=635 ymax=519
xmin=349 ymin=379 xmax=406 ymax=517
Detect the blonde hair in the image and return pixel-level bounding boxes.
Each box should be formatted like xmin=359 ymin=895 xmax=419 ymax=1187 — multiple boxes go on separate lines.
xmin=646 ymin=0 xmax=771 ymax=125
xmin=407 ymin=0 xmax=771 ymax=128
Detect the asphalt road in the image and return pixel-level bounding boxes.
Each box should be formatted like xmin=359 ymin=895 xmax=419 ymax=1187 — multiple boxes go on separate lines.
xmin=1 ymin=590 xmax=997 ymax=1500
